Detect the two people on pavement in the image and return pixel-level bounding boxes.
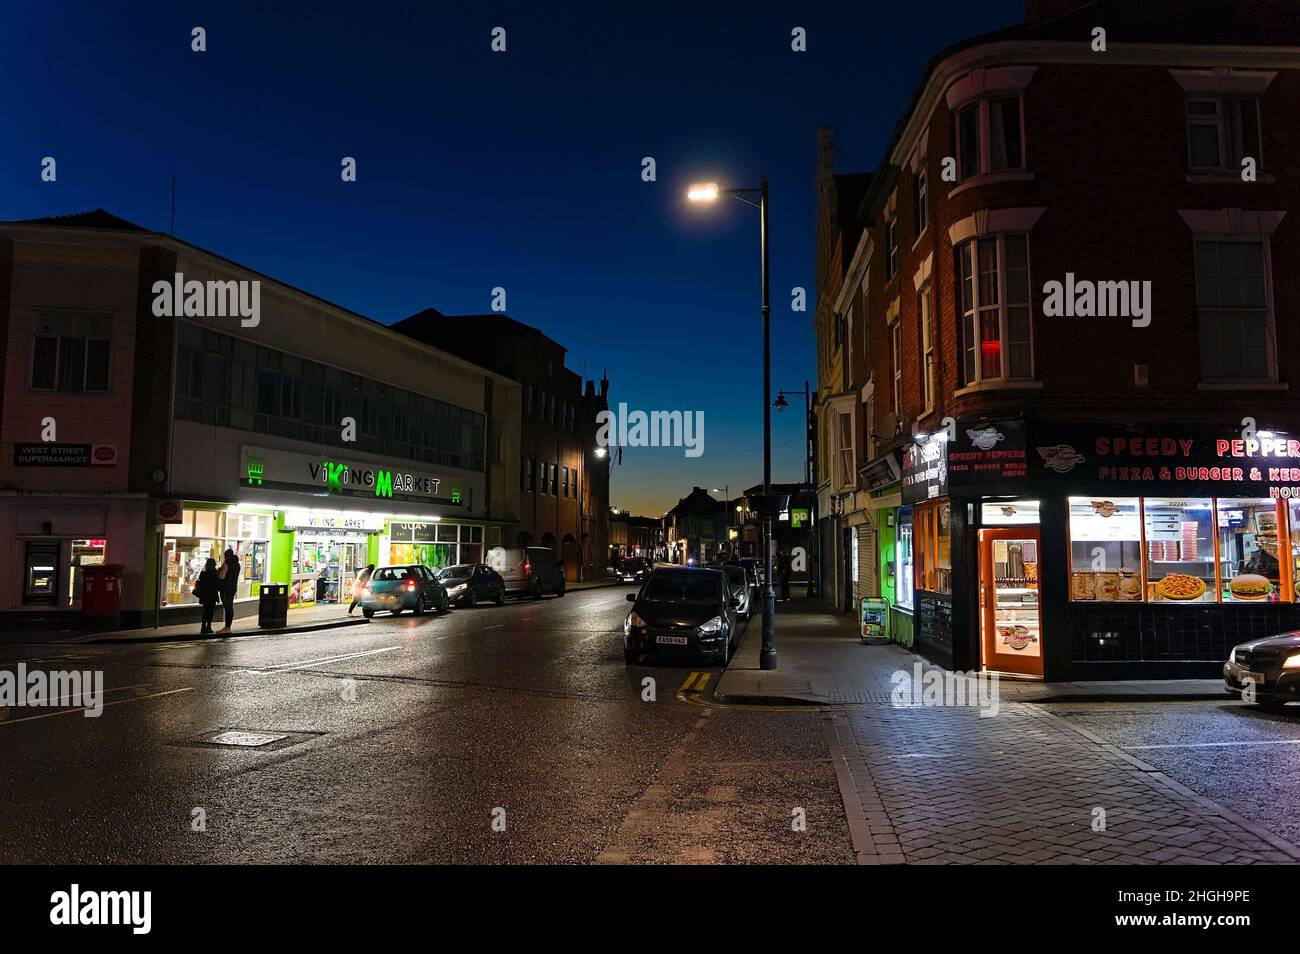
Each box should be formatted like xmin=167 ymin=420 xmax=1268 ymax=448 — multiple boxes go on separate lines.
xmin=195 ymin=549 xmax=241 ymax=635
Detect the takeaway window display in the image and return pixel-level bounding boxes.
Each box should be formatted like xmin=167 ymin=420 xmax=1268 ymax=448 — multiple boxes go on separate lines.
xmin=1066 ymin=496 xmax=1292 ymax=603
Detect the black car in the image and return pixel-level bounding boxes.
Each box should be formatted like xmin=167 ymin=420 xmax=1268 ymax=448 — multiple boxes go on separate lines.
xmin=358 ymin=565 xmax=450 ymax=618
xmin=718 ymin=564 xmax=754 ymax=620
xmin=437 ymin=563 xmax=506 ymax=607
xmin=1224 ymin=631 xmax=1300 ymax=709
xmin=623 ymin=567 xmax=740 ymax=665
xmin=618 ymin=558 xmax=651 ymax=585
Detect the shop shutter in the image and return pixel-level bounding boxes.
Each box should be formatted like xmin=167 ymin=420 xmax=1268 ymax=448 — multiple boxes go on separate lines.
xmin=857 ymin=524 xmax=877 ymax=601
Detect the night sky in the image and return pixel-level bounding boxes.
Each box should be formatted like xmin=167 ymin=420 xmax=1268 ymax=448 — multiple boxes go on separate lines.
xmin=1 ymin=0 xmax=1020 ymax=516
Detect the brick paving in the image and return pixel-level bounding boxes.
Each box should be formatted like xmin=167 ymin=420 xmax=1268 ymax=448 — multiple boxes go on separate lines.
xmin=826 ymin=701 xmax=1300 ymax=864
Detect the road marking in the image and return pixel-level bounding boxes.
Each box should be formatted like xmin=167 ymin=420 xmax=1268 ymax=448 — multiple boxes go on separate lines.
xmin=678 ymin=672 xmax=702 ymax=693
xmin=0 ymin=687 xmax=195 ymax=726
xmin=693 ymin=673 xmax=712 ymax=691
xmin=1125 ymin=738 xmax=1300 ymax=750
xmin=235 ymin=646 xmax=401 ymax=675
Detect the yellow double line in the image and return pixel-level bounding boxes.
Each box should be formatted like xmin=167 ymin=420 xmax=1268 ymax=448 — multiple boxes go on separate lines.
xmin=678 ymin=671 xmax=712 ymax=694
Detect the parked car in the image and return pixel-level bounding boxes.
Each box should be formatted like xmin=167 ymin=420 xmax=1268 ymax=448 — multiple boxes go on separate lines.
xmin=623 ymin=567 xmax=739 ymax=665
xmin=618 ymin=557 xmax=651 ymax=585
xmin=358 ymin=565 xmax=450 ymax=618
xmin=718 ymin=563 xmax=754 ymax=620
xmin=436 ymin=563 xmax=506 ymax=607
xmin=735 ymin=557 xmax=765 ymax=588
xmin=1224 ymin=632 xmax=1300 ymax=709
xmin=487 ymin=546 xmax=567 ymax=599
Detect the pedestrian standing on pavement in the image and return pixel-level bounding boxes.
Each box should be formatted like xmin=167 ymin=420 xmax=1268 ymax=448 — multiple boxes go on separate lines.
xmin=195 ymin=558 xmax=220 ymax=635
xmin=778 ymin=549 xmax=792 ymax=602
xmin=216 ymin=548 xmax=241 ymax=634
xmin=349 ymin=564 xmax=375 ymax=615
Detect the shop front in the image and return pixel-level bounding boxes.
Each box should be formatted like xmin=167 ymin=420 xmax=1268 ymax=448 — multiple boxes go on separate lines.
xmin=903 ymin=417 xmax=1300 ymax=680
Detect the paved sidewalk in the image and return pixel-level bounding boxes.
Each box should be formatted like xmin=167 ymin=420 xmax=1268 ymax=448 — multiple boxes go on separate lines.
xmin=715 ymin=598 xmax=1226 ymax=705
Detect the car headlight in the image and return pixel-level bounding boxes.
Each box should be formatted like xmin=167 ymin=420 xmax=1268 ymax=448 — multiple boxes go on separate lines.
xmin=625 ymin=611 xmax=646 ymax=636
xmin=1229 ymin=647 xmax=1238 ymax=664
xmin=698 ymin=615 xmax=724 ymax=635
xmin=1283 ymin=653 xmax=1300 ymax=670
xmin=447 ymin=583 xmax=467 ymax=595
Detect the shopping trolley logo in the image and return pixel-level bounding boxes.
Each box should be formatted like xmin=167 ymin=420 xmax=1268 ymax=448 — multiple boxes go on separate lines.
xmin=966 ymin=426 xmax=1005 ymax=451
xmin=1038 ymin=444 xmax=1085 ymax=474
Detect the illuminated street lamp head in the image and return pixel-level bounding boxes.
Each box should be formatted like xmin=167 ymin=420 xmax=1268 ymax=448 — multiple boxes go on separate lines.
xmin=594 ymin=446 xmax=608 ymax=458
xmin=773 ymin=392 xmax=789 ymax=412
xmin=687 ymin=182 xmax=720 ymax=202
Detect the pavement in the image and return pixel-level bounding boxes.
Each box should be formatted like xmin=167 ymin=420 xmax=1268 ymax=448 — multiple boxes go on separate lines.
xmin=0 ymin=574 xmax=626 ymax=646
xmin=714 ymin=596 xmax=1228 ymax=705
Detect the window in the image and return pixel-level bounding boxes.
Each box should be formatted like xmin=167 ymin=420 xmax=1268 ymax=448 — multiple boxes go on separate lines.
xmin=958 ymin=233 xmax=1033 ymax=384
xmin=32 ymin=335 xmax=111 ymax=392
xmin=835 ymin=409 xmax=855 ymax=490
xmin=834 ymin=309 xmax=846 ymax=349
xmin=549 ymin=395 xmax=556 ymax=424
xmin=954 ymin=95 xmax=1024 ymax=180
xmin=526 ymin=384 xmax=534 ymax=416
xmin=1068 ymin=497 xmax=1144 ymax=601
xmin=550 ymin=462 xmax=559 ymax=495
xmin=562 ymin=466 xmax=570 ymax=497
xmin=886 ymin=218 xmax=899 ymax=279
xmin=915 ymin=499 xmax=951 ymax=595
xmin=1067 ymin=496 xmax=1295 ymax=604
xmin=1186 ymin=98 xmax=1260 ymax=171
xmin=918 ymin=283 xmax=935 ymax=413
xmin=913 ymin=162 xmax=928 ymax=237
xmin=539 ymin=390 xmax=546 ymax=419
xmin=1195 ymin=239 xmax=1270 ymax=380
xmin=896 ymin=509 xmax=915 ymax=610
xmin=523 ymin=457 xmax=534 ymax=492
xmin=890 ymin=321 xmax=903 ymax=419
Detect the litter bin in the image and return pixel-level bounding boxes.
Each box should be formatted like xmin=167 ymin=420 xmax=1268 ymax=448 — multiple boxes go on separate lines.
xmin=258 ymin=583 xmax=289 ymax=628
xmin=82 ymin=563 xmax=124 ymax=630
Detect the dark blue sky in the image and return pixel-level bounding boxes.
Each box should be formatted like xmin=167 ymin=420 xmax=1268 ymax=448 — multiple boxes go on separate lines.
xmin=1 ymin=0 xmax=1020 ymax=515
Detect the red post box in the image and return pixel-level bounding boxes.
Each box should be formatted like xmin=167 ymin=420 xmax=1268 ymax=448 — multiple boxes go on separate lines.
xmin=81 ymin=563 xmax=124 ymax=629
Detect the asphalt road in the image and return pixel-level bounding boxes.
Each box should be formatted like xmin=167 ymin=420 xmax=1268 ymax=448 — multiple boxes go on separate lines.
xmin=0 ymin=588 xmax=853 ymax=864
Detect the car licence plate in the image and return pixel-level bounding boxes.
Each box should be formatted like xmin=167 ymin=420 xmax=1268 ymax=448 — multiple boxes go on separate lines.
xmin=656 ymin=635 xmax=688 ymax=645
xmin=1239 ymin=670 xmax=1266 ymax=686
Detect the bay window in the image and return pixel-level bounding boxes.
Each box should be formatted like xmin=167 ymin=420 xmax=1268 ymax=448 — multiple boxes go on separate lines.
xmin=958 ymin=233 xmax=1033 ymax=385
xmin=954 ymin=94 xmax=1024 ymax=180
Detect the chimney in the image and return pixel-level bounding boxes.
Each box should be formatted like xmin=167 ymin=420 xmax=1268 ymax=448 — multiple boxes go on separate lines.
xmin=1024 ymin=0 xmax=1092 ymax=22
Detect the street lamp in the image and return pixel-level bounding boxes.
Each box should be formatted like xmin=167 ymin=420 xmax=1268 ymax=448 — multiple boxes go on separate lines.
xmin=688 ymin=176 xmax=777 ymax=670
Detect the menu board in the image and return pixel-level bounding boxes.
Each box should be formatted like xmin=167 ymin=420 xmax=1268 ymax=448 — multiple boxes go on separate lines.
xmin=915 ymin=593 xmax=953 ymax=654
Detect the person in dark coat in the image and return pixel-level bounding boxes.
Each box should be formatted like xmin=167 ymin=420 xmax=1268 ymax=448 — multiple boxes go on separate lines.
xmin=216 ymin=548 xmax=241 ymax=634
xmin=195 ymin=558 xmax=220 ymax=635
xmin=778 ymin=549 xmax=792 ymax=602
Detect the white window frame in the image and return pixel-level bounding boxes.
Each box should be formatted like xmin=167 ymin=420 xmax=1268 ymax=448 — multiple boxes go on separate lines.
xmin=886 ymin=218 xmax=899 ymax=278
xmin=890 ymin=321 xmax=903 ymax=422
xmin=918 ymin=282 xmax=935 ymax=414
xmin=954 ymin=94 xmax=1026 ymax=181
xmin=957 ymin=232 xmax=1034 ymax=386
xmin=1185 ymin=96 xmax=1262 ymax=172
xmin=914 ymin=162 xmax=928 ymax=238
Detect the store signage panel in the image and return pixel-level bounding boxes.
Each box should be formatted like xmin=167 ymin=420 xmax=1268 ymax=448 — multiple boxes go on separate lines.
xmin=901 ymin=436 xmax=948 ymax=504
xmin=240 ymin=445 xmax=460 ymax=506
xmin=282 ymin=510 xmax=387 ymax=532
xmin=389 ymin=522 xmax=441 ymax=543
xmin=948 ymin=419 xmax=1027 ymax=496
xmin=13 ymin=443 xmax=117 ymax=467
xmin=1031 ymin=425 xmax=1300 ymax=498
xmin=861 ymin=451 xmax=902 ymax=492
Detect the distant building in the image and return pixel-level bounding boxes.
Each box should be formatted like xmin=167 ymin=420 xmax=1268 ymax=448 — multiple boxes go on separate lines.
xmin=395 ymin=310 xmax=610 ymax=582
xmin=663 ymin=487 xmax=731 ymax=565
xmin=608 ymin=510 xmax=664 ymax=563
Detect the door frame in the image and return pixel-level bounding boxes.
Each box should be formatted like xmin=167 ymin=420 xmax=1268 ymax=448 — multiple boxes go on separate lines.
xmin=979 ymin=527 xmax=1044 ymax=678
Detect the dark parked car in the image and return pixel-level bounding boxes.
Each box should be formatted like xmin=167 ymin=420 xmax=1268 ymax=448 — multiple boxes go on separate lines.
xmin=618 ymin=557 xmax=651 ymax=585
xmin=358 ymin=565 xmax=450 ymax=618
xmin=437 ymin=563 xmax=506 ymax=607
xmin=1224 ymin=632 xmax=1300 ymax=709
xmin=736 ymin=557 xmax=765 ymax=588
xmin=623 ymin=567 xmax=739 ymax=666
xmin=487 ymin=546 xmax=567 ymax=599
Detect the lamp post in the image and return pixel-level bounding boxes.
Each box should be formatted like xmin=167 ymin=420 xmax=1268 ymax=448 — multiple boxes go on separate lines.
xmin=688 ymin=177 xmax=777 ymax=669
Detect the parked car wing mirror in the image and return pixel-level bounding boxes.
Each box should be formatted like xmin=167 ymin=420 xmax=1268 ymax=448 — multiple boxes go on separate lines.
xmin=729 ymin=597 xmax=741 ymax=607
xmin=626 ymin=593 xmax=637 ymax=602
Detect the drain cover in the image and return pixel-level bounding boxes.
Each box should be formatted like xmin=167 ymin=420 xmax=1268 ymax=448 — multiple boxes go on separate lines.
xmin=209 ymin=730 xmax=287 ymax=747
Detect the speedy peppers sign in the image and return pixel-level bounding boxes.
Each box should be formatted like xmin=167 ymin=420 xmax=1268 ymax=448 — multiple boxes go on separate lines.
xmin=1029 ymin=425 xmax=1300 ymax=499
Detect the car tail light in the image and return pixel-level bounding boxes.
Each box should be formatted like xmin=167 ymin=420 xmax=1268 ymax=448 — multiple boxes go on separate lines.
xmin=362 ymin=587 xmax=370 ymax=596
xmin=404 ymin=579 xmax=417 ymax=590
xmin=524 ymin=560 xmax=531 ymax=576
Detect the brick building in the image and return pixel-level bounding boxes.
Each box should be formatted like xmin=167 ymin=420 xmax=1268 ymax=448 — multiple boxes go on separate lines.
xmin=815 ymin=0 xmax=1300 ymax=679
xmin=396 ymin=311 xmax=610 ymax=582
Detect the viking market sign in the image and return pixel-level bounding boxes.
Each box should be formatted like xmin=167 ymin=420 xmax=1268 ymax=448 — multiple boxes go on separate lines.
xmin=239 ymin=446 xmax=452 ymax=506
xmin=1032 ymin=426 xmax=1300 ymax=498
